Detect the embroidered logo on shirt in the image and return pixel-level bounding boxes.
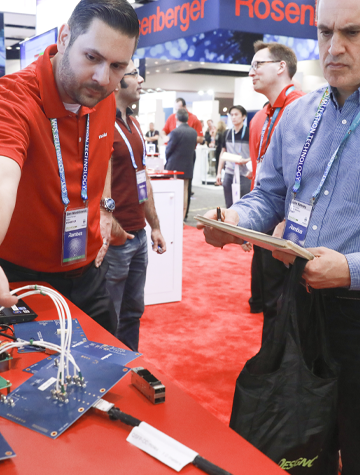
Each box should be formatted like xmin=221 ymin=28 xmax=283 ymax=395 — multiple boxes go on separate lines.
xmin=99 ymin=133 xmax=107 ymax=139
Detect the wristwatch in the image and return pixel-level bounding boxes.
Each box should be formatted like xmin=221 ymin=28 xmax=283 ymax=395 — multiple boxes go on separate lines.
xmin=100 ymin=198 xmax=115 ymax=213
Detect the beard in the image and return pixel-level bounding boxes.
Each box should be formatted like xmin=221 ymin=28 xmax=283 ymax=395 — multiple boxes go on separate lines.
xmin=57 ymin=48 xmax=110 ymax=108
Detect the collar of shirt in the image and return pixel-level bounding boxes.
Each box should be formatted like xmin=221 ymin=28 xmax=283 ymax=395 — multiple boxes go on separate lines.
xmin=35 ymin=44 xmax=96 ymax=120
xmin=329 ymin=86 xmax=360 ymax=109
xmin=265 ymin=84 xmax=295 ymax=118
xmin=116 ymin=107 xmax=134 ymax=120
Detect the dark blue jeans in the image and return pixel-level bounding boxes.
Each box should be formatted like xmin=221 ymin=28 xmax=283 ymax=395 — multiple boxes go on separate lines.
xmin=104 ymin=229 xmax=148 ymax=352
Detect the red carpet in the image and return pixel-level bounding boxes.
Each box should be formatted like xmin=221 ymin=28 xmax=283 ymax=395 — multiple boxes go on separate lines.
xmin=139 ymin=225 xmax=263 ymax=426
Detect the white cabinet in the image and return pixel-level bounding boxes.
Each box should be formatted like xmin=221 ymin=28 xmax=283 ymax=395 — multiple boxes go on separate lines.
xmin=144 ymin=179 xmax=183 ymax=305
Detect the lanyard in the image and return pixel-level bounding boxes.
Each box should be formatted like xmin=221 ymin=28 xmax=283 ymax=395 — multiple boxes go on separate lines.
xmin=257 ymin=86 xmax=295 ymax=163
xmin=231 ymin=125 xmax=246 ymax=154
xmin=291 ymin=87 xmax=360 ymax=204
xmin=50 ymin=114 xmax=90 ymax=208
xmin=115 ymin=118 xmax=146 ymax=169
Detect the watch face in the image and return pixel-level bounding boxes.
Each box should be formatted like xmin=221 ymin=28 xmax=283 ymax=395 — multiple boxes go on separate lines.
xmin=105 ymin=198 xmax=115 ymax=211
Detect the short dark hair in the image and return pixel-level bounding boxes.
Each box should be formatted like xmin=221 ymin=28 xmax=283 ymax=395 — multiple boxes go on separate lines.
xmin=176 ymin=97 xmax=186 ymax=107
xmin=253 ymin=40 xmax=297 ymax=78
xmin=68 ymin=0 xmax=139 ymax=48
xmin=229 ymin=105 xmax=247 ymax=117
xmin=176 ymin=108 xmax=189 ymax=123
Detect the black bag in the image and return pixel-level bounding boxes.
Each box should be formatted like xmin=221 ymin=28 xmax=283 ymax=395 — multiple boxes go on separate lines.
xmin=230 ymin=258 xmax=339 ymax=474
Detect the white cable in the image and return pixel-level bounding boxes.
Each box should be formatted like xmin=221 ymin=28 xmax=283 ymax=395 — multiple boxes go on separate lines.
xmin=1 ymin=284 xmax=81 ymax=392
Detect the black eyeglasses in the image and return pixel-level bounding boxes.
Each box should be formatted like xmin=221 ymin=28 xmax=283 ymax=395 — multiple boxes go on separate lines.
xmin=250 ymin=60 xmax=281 ymax=71
xmin=124 ymin=70 xmax=139 ymax=78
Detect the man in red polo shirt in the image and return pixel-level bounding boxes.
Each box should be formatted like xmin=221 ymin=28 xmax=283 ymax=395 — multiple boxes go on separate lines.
xmin=0 ymin=0 xmax=139 ymax=334
xmin=105 ymin=60 xmax=166 ymax=351
xmin=248 ymin=41 xmax=305 ymax=342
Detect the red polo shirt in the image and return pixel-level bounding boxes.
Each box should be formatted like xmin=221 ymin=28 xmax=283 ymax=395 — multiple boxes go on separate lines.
xmin=250 ymin=85 xmax=305 ymax=189
xmin=163 ymin=110 xmax=203 ymax=136
xmin=0 ymin=44 xmax=116 ymax=271
xmin=112 ymin=109 xmax=146 ymax=232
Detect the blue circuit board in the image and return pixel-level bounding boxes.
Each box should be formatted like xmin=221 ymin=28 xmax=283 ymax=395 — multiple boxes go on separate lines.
xmin=23 ymin=340 xmax=142 ymax=374
xmin=14 ymin=319 xmax=87 ymax=353
xmin=0 ymin=432 xmax=16 ymax=460
xmin=0 ymin=350 xmax=130 ymax=439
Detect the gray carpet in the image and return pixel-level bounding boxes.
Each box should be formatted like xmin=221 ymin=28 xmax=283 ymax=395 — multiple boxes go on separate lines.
xmin=185 ymin=184 xmax=226 ymax=228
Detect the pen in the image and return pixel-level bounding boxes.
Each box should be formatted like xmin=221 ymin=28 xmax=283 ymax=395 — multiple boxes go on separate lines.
xmin=217 ymin=207 xmax=222 ymax=222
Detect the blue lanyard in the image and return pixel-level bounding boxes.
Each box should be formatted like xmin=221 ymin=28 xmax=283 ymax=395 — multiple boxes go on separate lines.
xmin=257 ymin=86 xmax=295 ymax=163
xmin=115 ymin=118 xmax=146 ymax=169
xmin=50 ymin=114 xmax=89 ymax=208
xmin=231 ymin=125 xmax=246 ymax=154
xmin=293 ymin=87 xmax=360 ymax=204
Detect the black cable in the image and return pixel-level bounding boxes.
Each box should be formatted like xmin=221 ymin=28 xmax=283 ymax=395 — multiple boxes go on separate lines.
xmin=0 ymin=331 xmax=17 ymax=341
xmin=0 ymin=324 xmax=14 ymax=334
xmin=106 ymin=406 xmax=234 ymax=475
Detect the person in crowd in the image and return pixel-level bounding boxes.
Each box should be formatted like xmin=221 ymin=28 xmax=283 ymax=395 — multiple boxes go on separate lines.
xmin=145 ymin=122 xmax=159 ymax=153
xmin=214 ymin=120 xmax=227 ymax=183
xmin=105 ymin=60 xmax=166 ymax=352
xmin=205 ymin=119 xmax=214 ymax=146
xmin=162 ymin=97 xmax=204 ymax=219
xmin=216 ymin=105 xmax=251 ymax=208
xmin=0 ymin=0 xmax=139 ymax=335
xmin=247 ymin=41 xmax=305 ymax=338
xmin=198 ymin=0 xmax=360 ymax=470
xmin=165 ymin=109 xmax=198 ymax=220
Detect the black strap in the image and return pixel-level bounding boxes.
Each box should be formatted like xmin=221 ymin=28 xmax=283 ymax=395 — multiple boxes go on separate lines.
xmin=193 ymin=455 xmax=234 ymax=475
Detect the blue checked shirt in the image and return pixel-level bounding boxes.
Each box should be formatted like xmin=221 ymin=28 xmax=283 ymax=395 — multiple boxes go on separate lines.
xmin=231 ymin=86 xmax=360 ymax=290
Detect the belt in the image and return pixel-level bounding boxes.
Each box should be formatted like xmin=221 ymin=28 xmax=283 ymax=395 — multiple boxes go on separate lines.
xmin=0 ymin=258 xmax=95 ymax=280
xmin=127 ymin=229 xmax=143 ymax=236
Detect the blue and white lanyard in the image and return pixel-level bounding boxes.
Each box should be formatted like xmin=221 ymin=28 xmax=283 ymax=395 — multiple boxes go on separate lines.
xmin=292 ymin=87 xmax=360 ymax=205
xmin=50 ymin=114 xmax=90 ymax=208
xmin=115 ymin=118 xmax=146 ymax=169
xmin=230 ymin=124 xmax=246 ymax=154
xmin=257 ymin=86 xmax=295 ymax=163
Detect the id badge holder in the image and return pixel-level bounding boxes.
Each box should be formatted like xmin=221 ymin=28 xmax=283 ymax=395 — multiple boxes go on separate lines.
xmin=283 ymin=199 xmax=312 ymax=247
xmin=136 ymin=169 xmax=148 ymax=204
xmin=62 ymin=207 xmax=88 ymax=266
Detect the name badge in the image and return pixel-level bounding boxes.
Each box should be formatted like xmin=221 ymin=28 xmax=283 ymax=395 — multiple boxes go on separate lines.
xmin=136 ymin=170 xmax=148 ymax=204
xmin=283 ymin=199 xmax=312 ymax=247
xmin=62 ymin=207 xmax=88 ymax=266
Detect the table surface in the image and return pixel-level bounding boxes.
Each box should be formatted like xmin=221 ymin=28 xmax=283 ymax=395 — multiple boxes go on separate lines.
xmin=0 ymin=284 xmax=283 ymax=475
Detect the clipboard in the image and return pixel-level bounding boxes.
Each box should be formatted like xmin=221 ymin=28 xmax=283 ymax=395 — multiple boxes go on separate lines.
xmin=195 ymin=215 xmax=314 ymax=260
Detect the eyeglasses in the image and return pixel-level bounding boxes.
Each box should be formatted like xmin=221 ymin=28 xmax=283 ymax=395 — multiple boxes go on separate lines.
xmin=250 ymin=60 xmax=280 ymax=71
xmin=124 ymin=70 xmax=139 ymax=78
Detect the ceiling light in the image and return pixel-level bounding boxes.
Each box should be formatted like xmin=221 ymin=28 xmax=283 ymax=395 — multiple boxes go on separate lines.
xmin=207 ymin=89 xmax=214 ymax=95
xmin=156 ymin=70 xmax=160 ymax=73
xmin=16 ymin=47 xmax=20 ymax=50
xmin=132 ymin=104 xmax=137 ymax=109
xmin=198 ymin=90 xmax=204 ymax=96
xmin=223 ymin=107 xmax=228 ymax=112
xmin=6 ymin=46 xmax=12 ymax=50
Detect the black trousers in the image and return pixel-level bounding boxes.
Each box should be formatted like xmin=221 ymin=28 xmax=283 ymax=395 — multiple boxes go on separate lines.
xmin=296 ymin=285 xmax=360 ymax=475
xmin=0 ymin=258 xmax=117 ymax=335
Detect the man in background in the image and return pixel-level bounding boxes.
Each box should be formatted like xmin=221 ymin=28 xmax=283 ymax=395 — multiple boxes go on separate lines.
xmin=145 ymin=122 xmax=159 ymax=153
xmin=0 ymin=0 xmax=139 ymax=334
xmin=165 ymin=108 xmax=198 ymax=220
xmin=247 ymin=41 xmax=304 ymax=343
xmin=162 ymin=97 xmax=204 ymax=219
xmin=105 ymin=60 xmax=166 ymax=351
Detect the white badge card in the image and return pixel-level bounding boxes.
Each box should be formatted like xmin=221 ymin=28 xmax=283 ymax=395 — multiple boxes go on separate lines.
xmin=62 ymin=207 xmax=88 ymax=266
xmin=283 ymin=199 xmax=312 ymax=247
xmin=136 ymin=169 xmax=148 ymax=204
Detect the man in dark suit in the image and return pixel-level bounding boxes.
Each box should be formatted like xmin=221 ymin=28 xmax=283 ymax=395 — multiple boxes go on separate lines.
xmin=165 ymin=109 xmax=198 ymax=220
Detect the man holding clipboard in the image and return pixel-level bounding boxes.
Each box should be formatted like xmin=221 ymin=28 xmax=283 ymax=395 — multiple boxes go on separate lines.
xmin=198 ymin=0 xmax=360 ymax=471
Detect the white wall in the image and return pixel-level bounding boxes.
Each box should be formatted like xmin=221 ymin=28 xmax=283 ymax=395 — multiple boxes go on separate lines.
xmin=36 ymin=0 xmax=79 ymax=34
xmin=0 ymin=0 xmax=35 ymax=14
